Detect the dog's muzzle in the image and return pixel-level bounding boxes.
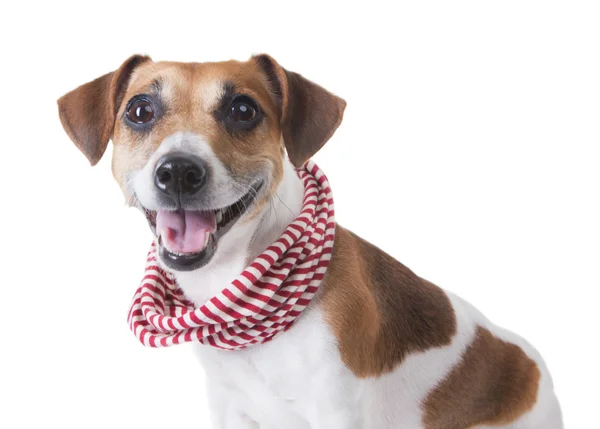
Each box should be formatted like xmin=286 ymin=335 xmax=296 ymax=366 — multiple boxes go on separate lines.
xmin=144 ymin=153 xmax=265 ymax=272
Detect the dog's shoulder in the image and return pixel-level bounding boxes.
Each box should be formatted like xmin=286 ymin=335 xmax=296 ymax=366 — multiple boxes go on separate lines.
xmin=318 ymin=225 xmax=457 ymax=378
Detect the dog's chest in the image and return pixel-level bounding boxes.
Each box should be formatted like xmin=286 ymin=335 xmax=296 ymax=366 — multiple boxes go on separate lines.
xmin=172 ymin=213 xmax=364 ymax=427
xmin=193 ymin=304 xmax=362 ymax=428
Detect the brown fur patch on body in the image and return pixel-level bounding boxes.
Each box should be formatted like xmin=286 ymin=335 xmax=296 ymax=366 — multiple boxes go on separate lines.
xmin=319 ymin=226 xmax=457 ymax=377
xmin=422 ymin=326 xmax=541 ymax=429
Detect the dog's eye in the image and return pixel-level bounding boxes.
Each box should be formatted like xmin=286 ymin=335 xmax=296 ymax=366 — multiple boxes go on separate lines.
xmin=216 ymin=94 xmax=261 ymax=131
xmin=126 ymin=99 xmax=154 ymax=124
xmin=229 ymin=100 xmax=256 ymax=122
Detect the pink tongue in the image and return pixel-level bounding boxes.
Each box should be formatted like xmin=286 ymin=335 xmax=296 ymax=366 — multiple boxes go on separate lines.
xmin=156 ymin=210 xmax=216 ymax=253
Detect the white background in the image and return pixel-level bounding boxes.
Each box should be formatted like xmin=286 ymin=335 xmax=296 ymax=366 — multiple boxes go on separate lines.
xmin=1 ymin=1 xmax=598 ymax=427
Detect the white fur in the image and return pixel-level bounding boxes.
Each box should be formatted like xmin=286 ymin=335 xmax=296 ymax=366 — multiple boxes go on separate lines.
xmin=131 ymin=132 xmax=250 ymax=213
xmin=134 ymin=137 xmax=562 ymax=428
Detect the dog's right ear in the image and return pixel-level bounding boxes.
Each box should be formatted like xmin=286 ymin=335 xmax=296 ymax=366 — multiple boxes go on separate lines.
xmin=57 ymin=55 xmax=151 ymax=166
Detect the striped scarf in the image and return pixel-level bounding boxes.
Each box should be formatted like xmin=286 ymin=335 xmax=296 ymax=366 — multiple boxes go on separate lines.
xmin=127 ymin=161 xmax=335 ymax=350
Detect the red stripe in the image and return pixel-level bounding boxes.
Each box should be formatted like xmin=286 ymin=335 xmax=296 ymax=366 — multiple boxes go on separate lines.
xmin=221 ymin=288 xmax=261 ymax=314
xmin=200 ymin=303 xmax=226 ymax=324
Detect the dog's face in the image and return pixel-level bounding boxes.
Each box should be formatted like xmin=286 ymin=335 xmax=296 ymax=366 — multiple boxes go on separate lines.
xmin=58 ymin=55 xmax=345 ymax=271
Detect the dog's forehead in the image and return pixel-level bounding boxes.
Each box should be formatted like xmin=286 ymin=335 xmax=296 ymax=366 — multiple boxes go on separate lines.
xmin=124 ymin=60 xmax=273 ymax=112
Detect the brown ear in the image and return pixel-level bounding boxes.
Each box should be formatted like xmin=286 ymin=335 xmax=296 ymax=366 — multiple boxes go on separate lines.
xmin=253 ymin=54 xmax=346 ymax=167
xmin=57 ymin=55 xmax=151 ymax=166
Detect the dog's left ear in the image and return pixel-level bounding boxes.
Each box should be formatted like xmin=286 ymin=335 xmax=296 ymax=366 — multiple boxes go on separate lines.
xmin=252 ymin=54 xmax=346 ymax=167
xmin=57 ymin=54 xmax=151 ymax=166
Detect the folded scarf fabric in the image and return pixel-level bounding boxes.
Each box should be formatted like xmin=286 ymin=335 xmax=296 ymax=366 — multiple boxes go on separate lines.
xmin=127 ymin=160 xmax=335 ymax=350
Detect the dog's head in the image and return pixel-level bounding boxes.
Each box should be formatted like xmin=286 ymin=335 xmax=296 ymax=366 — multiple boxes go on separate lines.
xmin=57 ymin=55 xmax=345 ymax=271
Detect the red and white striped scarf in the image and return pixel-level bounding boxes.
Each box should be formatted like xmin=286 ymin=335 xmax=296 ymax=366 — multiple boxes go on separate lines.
xmin=127 ymin=160 xmax=335 ymax=350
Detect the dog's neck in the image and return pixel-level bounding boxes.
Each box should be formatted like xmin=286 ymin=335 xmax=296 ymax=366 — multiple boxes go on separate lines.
xmin=172 ymin=158 xmax=305 ymax=306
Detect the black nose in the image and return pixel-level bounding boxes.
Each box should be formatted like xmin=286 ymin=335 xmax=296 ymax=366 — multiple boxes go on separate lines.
xmin=154 ymin=155 xmax=208 ymax=200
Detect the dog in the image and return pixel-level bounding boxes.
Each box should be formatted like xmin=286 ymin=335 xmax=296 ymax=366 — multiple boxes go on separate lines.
xmin=57 ymin=54 xmax=563 ymax=429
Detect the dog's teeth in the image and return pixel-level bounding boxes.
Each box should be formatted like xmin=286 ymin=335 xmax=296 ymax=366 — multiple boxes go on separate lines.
xmin=204 ymin=233 xmax=211 ymax=248
xmin=216 ymin=210 xmax=223 ymax=224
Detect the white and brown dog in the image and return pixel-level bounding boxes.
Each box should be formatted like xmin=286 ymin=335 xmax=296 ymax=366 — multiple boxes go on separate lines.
xmin=57 ymin=55 xmax=563 ymax=429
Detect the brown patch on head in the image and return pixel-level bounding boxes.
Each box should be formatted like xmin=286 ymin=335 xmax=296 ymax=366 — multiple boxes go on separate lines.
xmin=319 ymin=226 xmax=457 ymax=377
xmin=422 ymin=326 xmax=541 ymax=429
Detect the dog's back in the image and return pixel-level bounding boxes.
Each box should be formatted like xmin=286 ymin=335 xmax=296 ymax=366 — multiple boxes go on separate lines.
xmin=321 ymin=226 xmax=563 ymax=428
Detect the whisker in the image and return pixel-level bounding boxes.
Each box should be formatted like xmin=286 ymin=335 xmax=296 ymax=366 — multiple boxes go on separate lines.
xmin=274 ymin=192 xmax=295 ymax=218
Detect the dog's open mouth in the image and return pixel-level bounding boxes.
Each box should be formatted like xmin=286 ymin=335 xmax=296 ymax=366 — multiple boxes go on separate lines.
xmin=143 ymin=180 xmax=264 ymax=271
